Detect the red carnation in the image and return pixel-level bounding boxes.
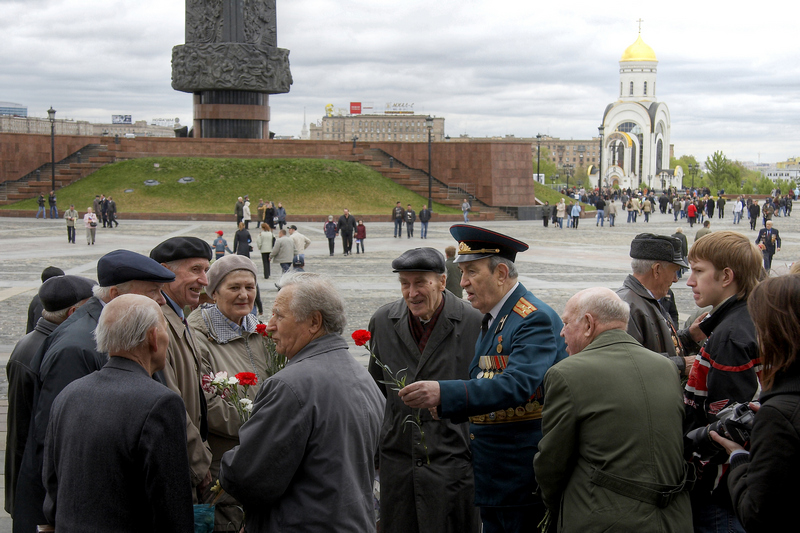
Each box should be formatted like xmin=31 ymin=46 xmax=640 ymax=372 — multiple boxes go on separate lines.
xmin=235 ymin=372 xmax=258 ymax=387
xmin=255 ymin=324 xmax=268 ymax=336
xmin=352 ymin=329 xmax=371 ymax=346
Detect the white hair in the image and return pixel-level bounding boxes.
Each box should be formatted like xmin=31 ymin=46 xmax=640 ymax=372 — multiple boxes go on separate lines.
xmin=572 ymin=287 xmax=630 ymax=325
xmin=277 ymin=272 xmax=346 ymax=334
xmin=94 ymin=296 xmax=161 ymax=354
xmin=92 ymin=280 xmax=135 ymax=301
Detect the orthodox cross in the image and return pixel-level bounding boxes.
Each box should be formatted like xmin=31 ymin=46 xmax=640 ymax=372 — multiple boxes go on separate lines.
xmin=637 ymin=18 xmax=644 ymax=33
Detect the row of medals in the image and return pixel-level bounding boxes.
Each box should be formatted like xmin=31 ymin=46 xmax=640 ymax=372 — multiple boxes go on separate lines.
xmin=473 ymin=400 xmax=542 ymax=422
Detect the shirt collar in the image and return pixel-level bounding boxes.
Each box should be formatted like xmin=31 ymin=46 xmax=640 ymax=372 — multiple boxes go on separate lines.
xmin=487 ymin=282 xmax=519 ymax=329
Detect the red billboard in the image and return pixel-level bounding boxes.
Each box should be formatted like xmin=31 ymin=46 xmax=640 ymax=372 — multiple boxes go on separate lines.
xmin=350 ymin=102 xmax=362 ymax=115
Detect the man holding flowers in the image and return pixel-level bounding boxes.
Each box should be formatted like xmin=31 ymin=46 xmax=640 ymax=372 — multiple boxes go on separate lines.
xmin=367 ymin=248 xmax=482 ymax=533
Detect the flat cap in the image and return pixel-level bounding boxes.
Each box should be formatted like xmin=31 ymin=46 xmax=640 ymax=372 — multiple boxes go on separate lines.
xmin=150 ymin=236 xmax=213 ymax=263
xmin=630 ymin=233 xmax=689 ymax=269
xmin=206 ymin=254 xmax=258 ymax=296
xmin=97 ymin=250 xmax=176 ymax=287
xmin=392 ymin=248 xmax=446 ymax=273
xmin=41 ymin=266 xmax=65 ymax=282
xmin=39 ymin=275 xmax=97 ymax=312
xmin=450 ymin=224 xmax=529 ymax=263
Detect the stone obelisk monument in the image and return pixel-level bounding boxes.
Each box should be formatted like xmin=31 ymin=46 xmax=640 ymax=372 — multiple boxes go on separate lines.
xmin=171 ymin=0 xmax=292 ymax=139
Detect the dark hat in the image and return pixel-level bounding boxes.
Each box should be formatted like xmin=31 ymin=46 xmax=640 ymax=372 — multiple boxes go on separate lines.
xmin=150 ymin=236 xmax=213 ymax=263
xmin=392 ymin=248 xmax=446 ymax=273
xmin=292 ymin=257 xmax=305 ymax=267
xmin=39 ymin=275 xmax=97 ymax=312
xmin=97 ymin=250 xmax=176 ymax=287
xmin=289 ymin=225 xmax=298 ymax=230
xmin=630 ymin=234 xmax=689 ymax=269
xmin=449 ymin=225 xmax=529 ymax=264
xmin=41 ymin=266 xmax=65 ymax=282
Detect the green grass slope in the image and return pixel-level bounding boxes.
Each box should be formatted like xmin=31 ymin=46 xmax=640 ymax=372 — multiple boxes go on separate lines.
xmin=3 ymin=158 xmax=462 ymax=215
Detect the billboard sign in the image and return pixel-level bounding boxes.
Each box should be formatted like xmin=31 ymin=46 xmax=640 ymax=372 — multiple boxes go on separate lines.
xmin=151 ymin=118 xmax=179 ymax=127
xmin=112 ymin=115 xmax=132 ymax=124
xmin=385 ymin=102 xmax=414 ymax=114
xmin=350 ymin=102 xmax=362 ymax=115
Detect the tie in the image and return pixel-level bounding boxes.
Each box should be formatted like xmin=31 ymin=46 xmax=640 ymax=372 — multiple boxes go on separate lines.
xmin=481 ymin=313 xmax=492 ymax=337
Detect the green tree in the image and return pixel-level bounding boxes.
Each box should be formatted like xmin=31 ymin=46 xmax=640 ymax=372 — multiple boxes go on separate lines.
xmin=533 ymin=146 xmax=557 ymax=182
xmin=671 ymin=154 xmax=699 ymax=188
xmin=705 ymin=151 xmax=731 ymax=191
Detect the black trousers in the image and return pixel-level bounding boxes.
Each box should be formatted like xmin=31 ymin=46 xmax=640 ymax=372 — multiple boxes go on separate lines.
xmin=67 ymin=226 xmax=75 ymax=243
xmin=342 ymin=233 xmax=353 ymax=254
xmin=327 ymin=237 xmax=335 ymax=255
xmin=261 ymin=253 xmax=271 ymax=278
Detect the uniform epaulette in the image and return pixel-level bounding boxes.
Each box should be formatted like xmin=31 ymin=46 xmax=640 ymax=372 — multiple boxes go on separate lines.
xmin=513 ymin=297 xmax=537 ymax=318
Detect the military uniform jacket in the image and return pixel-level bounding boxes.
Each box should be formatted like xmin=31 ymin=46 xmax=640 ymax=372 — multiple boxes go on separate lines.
xmin=534 ymin=330 xmax=692 ymax=532
xmin=755 ymin=227 xmax=781 ymax=255
xmin=160 ymin=303 xmax=212 ymax=489
xmin=438 ymin=283 xmax=567 ymax=507
xmin=368 ymin=291 xmax=482 ymax=533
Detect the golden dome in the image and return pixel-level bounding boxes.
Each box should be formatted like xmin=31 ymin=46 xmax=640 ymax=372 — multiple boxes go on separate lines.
xmin=620 ymin=35 xmax=657 ymax=62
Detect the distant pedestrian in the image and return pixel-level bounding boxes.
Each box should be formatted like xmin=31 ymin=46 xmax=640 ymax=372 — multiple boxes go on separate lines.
xmin=48 ymin=191 xmax=58 ymax=219
xmin=265 ymin=201 xmax=276 ymax=229
xmin=232 ymin=222 xmax=251 ymax=258
xmin=461 ymin=198 xmax=470 ymax=223
xmin=595 ymin=197 xmax=605 ymax=227
xmin=323 ymin=215 xmax=337 ymax=256
xmin=275 ymin=202 xmax=287 ymax=230
xmin=444 ymin=246 xmax=463 ymax=298
xmin=83 ymin=207 xmax=98 ymax=245
xmin=392 ymin=201 xmax=404 ymax=238
xmin=256 ymin=223 xmax=274 ymax=279
xmin=212 ymin=230 xmax=233 ymax=261
xmin=694 ymin=220 xmax=712 ymax=242
xmin=64 ymin=205 xmax=78 ymax=244
xmin=242 ymin=200 xmax=252 ymax=229
xmin=234 ymin=196 xmax=244 ymax=226
xmin=571 ymin=202 xmax=581 ymax=229
xmin=748 ymin=200 xmax=760 ymax=231
xmin=271 ymin=229 xmax=294 ymax=274
xmin=337 ymin=209 xmax=357 ymax=255
xmin=607 ymin=201 xmax=617 ymax=227
xmin=107 ymin=196 xmax=118 ymax=227
xmin=542 ymin=201 xmax=550 ymax=227
xmin=405 ymin=204 xmax=416 ymax=238
xmin=36 ymin=194 xmax=46 ymax=219
xmin=288 ymin=225 xmax=311 ymax=264
xmin=100 ymin=195 xmax=110 ymax=228
xmin=355 ymin=220 xmax=366 ymax=254
xmin=419 ymin=205 xmax=431 ymax=238
xmin=556 ymin=199 xmax=566 ymax=228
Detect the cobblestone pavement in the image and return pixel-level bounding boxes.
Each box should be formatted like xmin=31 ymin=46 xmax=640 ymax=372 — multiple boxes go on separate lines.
xmin=0 ymin=209 xmax=796 ymax=530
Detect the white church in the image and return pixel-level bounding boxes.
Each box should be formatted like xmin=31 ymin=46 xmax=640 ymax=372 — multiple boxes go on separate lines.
xmin=599 ymin=32 xmax=683 ymax=190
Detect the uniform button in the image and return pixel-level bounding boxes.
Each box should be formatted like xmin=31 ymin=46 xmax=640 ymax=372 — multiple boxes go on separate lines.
xmin=470 ymin=433 xmax=475 ymax=440
xmin=415 ymin=459 xmax=423 ymax=467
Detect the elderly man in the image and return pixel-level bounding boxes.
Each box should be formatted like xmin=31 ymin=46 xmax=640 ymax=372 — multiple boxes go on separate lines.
xmin=616 ymin=233 xmax=702 ymax=377
xmin=150 ymin=237 xmax=213 ymax=498
xmin=755 ymin=219 xmax=781 ymax=272
xmin=5 ymin=276 xmax=95 ymax=516
xmin=26 ymin=266 xmax=64 ymax=334
xmin=400 ymin=225 xmax=567 ymax=532
xmin=337 ymin=209 xmax=357 ymax=255
xmin=220 ymin=273 xmax=384 ymax=531
xmin=288 ymin=224 xmax=311 ymax=263
xmin=368 ymin=248 xmax=482 ymax=533
xmin=42 ymin=295 xmax=193 ymax=532
xmin=13 ymin=250 xmax=175 ymax=533
xmin=534 ymin=288 xmax=692 ymax=532
xmin=234 ymin=196 xmax=244 ymax=226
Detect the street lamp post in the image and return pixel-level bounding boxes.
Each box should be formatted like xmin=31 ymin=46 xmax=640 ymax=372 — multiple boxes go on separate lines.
xmin=598 ymin=125 xmax=604 ymax=191
xmin=689 ymin=163 xmax=696 ymax=191
xmin=47 ymin=107 xmax=56 ymax=192
xmin=426 ymin=116 xmax=434 ymax=210
xmin=536 ymin=133 xmax=542 ymax=183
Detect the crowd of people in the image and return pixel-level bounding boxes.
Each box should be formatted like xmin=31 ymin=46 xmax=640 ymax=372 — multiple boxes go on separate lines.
xmin=8 ymin=189 xmax=800 ymax=533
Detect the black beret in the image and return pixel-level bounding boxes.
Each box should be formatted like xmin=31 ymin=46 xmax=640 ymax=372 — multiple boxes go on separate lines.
xmin=39 ymin=275 xmax=97 ymax=312
xmin=630 ymin=234 xmax=689 ymax=269
xmin=41 ymin=266 xmax=65 ymax=282
xmin=450 ymin=224 xmax=529 ymax=263
xmin=97 ymin=250 xmax=177 ymax=287
xmin=392 ymin=248 xmax=446 ymax=273
xmin=150 ymin=237 xmax=213 ymax=263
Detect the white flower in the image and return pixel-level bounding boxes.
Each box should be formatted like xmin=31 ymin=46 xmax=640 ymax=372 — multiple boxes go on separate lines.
xmin=240 ymin=398 xmax=254 ymax=412
xmin=211 ymin=371 xmax=229 ymax=384
xmin=227 ymin=376 xmax=239 ymax=386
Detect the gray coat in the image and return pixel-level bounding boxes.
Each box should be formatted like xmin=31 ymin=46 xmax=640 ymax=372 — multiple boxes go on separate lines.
xmin=368 ymin=291 xmax=482 ymax=533
xmin=534 ymin=330 xmax=692 ymax=532
xmin=270 ymin=235 xmax=294 ymax=264
xmin=43 ymin=357 xmax=193 ymax=532
xmin=220 ymin=334 xmax=384 ymax=532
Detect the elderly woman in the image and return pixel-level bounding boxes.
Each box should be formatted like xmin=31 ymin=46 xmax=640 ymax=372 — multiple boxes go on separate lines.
xmin=711 ymin=274 xmax=800 ymax=532
xmin=83 ymin=207 xmax=98 ymax=245
xmin=187 ymin=255 xmax=269 ymax=532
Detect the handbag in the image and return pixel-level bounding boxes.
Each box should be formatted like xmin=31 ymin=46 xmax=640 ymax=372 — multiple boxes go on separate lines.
xmin=90 ymin=221 xmax=97 ymax=227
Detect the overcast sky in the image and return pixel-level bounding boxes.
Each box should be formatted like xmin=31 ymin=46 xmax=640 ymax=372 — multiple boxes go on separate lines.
xmin=3 ymin=1 xmax=799 ymax=164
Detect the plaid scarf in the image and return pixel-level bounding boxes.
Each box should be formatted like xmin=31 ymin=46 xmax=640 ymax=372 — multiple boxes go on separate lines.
xmin=199 ymin=304 xmax=259 ymax=344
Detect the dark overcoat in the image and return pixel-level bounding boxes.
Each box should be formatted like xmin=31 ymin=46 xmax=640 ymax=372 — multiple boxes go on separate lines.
xmin=368 ymin=290 xmax=482 ymax=533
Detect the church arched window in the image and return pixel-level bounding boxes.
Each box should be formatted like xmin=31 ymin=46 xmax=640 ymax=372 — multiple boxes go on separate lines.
xmin=644 ymin=81 xmax=647 ymax=96
xmin=629 ymin=81 xmax=634 ymax=96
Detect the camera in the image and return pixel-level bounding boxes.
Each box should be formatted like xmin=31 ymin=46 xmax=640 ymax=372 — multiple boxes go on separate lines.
xmin=686 ymin=402 xmax=755 ymax=458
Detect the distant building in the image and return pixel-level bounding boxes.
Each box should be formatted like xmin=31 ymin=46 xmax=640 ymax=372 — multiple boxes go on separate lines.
xmin=765 ymin=169 xmax=799 ymax=182
xmin=776 ymin=157 xmax=800 ymax=170
xmin=91 ymin=120 xmax=180 ymax=138
xmin=309 ymin=112 xmax=445 ymax=142
xmin=0 ymin=102 xmax=27 ymax=117
xmin=0 ymin=116 xmax=178 ymax=137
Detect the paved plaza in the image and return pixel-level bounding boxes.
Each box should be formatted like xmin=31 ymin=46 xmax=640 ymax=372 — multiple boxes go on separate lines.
xmin=0 ymin=207 xmax=796 ymax=530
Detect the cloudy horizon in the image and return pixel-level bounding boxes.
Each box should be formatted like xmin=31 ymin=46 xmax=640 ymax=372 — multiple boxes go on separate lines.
xmin=3 ymin=1 xmax=799 ymax=165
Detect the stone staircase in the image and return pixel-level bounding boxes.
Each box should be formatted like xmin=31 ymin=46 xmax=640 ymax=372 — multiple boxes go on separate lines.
xmin=0 ymin=144 xmax=114 ymax=204
xmin=356 ymin=148 xmax=516 ymax=221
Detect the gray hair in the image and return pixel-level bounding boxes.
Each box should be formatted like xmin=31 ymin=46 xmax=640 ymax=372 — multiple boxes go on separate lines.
xmin=41 ymin=298 xmax=90 ymax=325
xmin=92 ymin=280 xmax=135 ymax=301
xmin=487 ymin=256 xmax=519 ymax=279
xmin=94 ymin=294 xmax=162 ymax=354
xmin=278 ymin=272 xmax=346 ymax=335
xmin=631 ymin=258 xmax=669 ymax=276
xmin=572 ymin=287 xmax=630 ymax=325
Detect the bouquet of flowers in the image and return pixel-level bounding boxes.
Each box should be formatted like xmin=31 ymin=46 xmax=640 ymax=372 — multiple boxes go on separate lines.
xmin=352 ymin=329 xmax=429 ymax=464
xmin=256 ymin=323 xmax=287 ymax=376
xmin=201 ymin=371 xmax=258 ymax=423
